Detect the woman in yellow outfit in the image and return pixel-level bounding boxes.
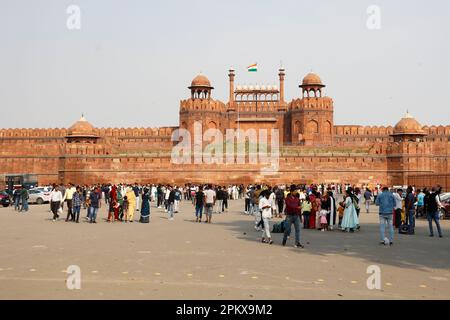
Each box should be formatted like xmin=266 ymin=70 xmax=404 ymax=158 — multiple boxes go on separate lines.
xmin=126 ymin=187 xmax=136 ymax=222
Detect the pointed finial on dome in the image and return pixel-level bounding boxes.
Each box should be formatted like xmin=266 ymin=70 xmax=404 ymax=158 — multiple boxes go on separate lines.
xmin=405 ymin=110 xmax=413 ymax=118
xmin=80 ymin=114 xmax=86 ymax=121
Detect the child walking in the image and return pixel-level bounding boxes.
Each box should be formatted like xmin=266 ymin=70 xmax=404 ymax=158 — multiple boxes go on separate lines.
xmin=319 ymin=209 xmax=328 ymax=231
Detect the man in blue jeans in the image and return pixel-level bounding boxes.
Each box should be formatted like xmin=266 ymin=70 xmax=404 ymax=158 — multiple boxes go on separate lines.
xmin=89 ymin=187 xmax=100 ymax=223
xmin=282 ymin=185 xmax=303 ymax=248
xmin=375 ymin=186 xmax=396 ymax=245
xmin=425 ymin=187 xmax=444 ymax=238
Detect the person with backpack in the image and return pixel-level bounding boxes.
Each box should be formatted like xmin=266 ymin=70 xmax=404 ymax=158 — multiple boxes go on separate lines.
xmin=282 ymin=185 xmax=304 ymax=248
xmin=425 ymin=186 xmax=444 ymax=238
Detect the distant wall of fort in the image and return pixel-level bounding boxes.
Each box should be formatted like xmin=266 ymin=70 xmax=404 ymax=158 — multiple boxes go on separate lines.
xmin=1 ymin=70 xmax=449 ymax=187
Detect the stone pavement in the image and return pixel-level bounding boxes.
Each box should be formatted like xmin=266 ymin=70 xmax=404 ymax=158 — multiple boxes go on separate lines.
xmin=0 ymin=199 xmax=449 ymax=299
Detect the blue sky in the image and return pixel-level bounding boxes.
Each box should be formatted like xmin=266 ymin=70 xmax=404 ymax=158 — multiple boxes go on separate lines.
xmin=1 ymin=0 xmax=449 ymax=128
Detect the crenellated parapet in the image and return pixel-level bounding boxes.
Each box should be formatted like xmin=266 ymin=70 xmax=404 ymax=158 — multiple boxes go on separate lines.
xmin=334 ymin=125 xmax=394 ymax=136
xmin=289 ymin=96 xmax=333 ymax=111
xmin=180 ymin=98 xmax=226 ymax=113
xmin=0 ymin=128 xmax=67 ymax=138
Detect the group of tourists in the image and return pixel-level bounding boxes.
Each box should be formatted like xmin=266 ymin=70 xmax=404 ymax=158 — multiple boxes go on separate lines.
xmin=242 ymin=183 xmax=362 ymax=248
xmin=8 ymin=180 xmax=445 ymax=248
xmin=12 ymin=186 xmax=29 ymax=212
xmin=41 ymin=183 xmax=245 ymax=224
xmin=377 ymin=185 xmax=445 ymax=244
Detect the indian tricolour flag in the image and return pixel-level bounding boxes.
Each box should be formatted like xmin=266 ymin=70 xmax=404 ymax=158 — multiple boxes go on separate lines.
xmin=247 ymin=63 xmax=257 ymax=72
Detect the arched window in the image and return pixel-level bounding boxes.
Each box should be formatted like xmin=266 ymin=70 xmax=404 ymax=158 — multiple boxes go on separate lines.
xmin=306 ymin=120 xmax=319 ymax=134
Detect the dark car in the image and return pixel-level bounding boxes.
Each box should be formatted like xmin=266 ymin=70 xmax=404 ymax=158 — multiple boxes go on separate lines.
xmin=0 ymin=191 xmax=11 ymax=207
xmin=440 ymin=193 xmax=450 ymax=220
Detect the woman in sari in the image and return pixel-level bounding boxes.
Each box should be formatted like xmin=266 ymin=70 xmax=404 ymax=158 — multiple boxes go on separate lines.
xmin=341 ymin=189 xmax=359 ymax=232
xmin=140 ymin=187 xmax=151 ymax=223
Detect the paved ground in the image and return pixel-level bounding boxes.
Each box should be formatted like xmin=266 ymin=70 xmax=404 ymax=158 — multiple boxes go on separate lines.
xmin=0 ymin=199 xmax=449 ymax=300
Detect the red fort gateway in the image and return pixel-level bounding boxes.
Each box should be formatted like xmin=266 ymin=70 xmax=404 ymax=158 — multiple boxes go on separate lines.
xmin=1 ymin=69 xmax=449 ymax=188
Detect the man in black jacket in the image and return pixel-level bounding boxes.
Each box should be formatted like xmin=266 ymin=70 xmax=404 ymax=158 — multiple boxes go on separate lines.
xmin=425 ymin=186 xmax=443 ymax=237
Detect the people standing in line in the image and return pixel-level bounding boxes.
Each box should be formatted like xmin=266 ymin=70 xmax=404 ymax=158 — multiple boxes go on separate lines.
xmin=282 ymin=185 xmax=304 ymax=248
xmin=259 ymin=190 xmax=273 ymax=244
xmin=405 ymin=186 xmax=415 ymax=234
xmin=63 ymin=183 xmax=76 ymax=222
xmin=19 ymin=186 xmax=29 ymax=213
xmin=204 ymin=185 xmax=216 ymax=223
xmin=72 ymin=186 xmax=83 ymax=223
xmin=424 ymin=186 xmax=444 ymax=238
xmin=393 ymin=189 xmax=403 ymax=229
xmin=139 ymin=187 xmax=151 ymax=223
xmin=50 ymin=185 xmax=62 ymax=221
xmin=194 ymin=186 xmax=205 ymax=222
xmin=341 ymin=189 xmax=359 ymax=232
xmin=363 ymin=188 xmax=372 ymax=213
xmin=375 ymin=186 xmax=396 ymax=245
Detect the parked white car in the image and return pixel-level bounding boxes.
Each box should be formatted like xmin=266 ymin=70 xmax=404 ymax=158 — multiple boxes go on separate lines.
xmin=28 ymin=188 xmax=51 ymax=204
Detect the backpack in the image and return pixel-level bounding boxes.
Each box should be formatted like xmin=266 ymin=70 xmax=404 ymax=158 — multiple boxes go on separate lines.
xmin=272 ymin=220 xmax=286 ymax=233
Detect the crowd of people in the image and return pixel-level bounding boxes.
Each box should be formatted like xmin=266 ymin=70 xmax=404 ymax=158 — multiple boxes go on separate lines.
xmin=9 ymin=181 xmax=445 ymax=247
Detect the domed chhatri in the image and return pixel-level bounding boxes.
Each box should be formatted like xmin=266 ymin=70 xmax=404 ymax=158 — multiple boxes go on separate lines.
xmin=301 ymin=73 xmax=325 ymax=87
xmin=189 ymin=74 xmax=214 ymax=89
xmin=67 ymin=115 xmax=98 ymax=138
xmin=189 ymin=74 xmax=214 ymax=100
xmin=393 ymin=111 xmax=426 ymax=136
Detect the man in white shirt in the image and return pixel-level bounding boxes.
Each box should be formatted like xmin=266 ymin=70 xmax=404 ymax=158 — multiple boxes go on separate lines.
xmin=203 ymin=185 xmax=216 ymax=223
xmin=259 ymin=190 xmax=273 ymax=244
xmin=393 ymin=188 xmax=403 ymax=228
xmin=50 ymin=186 xmax=63 ymax=221
xmin=164 ymin=186 xmax=171 ymax=212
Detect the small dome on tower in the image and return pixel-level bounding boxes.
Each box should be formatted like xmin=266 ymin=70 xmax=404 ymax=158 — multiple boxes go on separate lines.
xmin=67 ymin=115 xmax=98 ymax=138
xmin=393 ymin=112 xmax=426 ymax=136
xmin=189 ymin=74 xmax=213 ymax=88
xmin=301 ymin=73 xmax=325 ymax=87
